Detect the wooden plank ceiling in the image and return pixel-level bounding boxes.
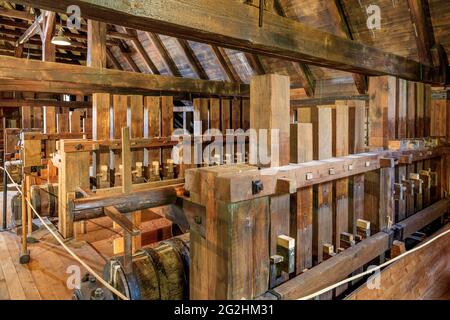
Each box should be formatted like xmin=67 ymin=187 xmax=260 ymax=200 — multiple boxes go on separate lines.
xmin=0 ymin=0 xmax=448 ymax=98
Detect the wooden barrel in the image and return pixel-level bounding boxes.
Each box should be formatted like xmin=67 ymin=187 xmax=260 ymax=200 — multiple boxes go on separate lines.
xmin=30 ymin=183 xmax=58 ymax=217
xmin=103 ymin=233 xmax=190 ymax=300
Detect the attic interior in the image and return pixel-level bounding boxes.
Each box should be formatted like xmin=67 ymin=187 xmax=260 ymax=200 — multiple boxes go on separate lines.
xmin=0 ymin=0 xmax=449 ymax=301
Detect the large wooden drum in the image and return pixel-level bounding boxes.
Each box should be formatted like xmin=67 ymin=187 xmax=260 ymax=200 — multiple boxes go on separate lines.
xmin=103 ymin=234 xmax=190 ymax=300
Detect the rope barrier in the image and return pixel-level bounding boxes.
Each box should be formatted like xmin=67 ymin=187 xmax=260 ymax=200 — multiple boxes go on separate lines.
xmin=297 ymin=227 xmax=450 ymax=300
xmin=0 ymin=166 xmax=129 ymax=301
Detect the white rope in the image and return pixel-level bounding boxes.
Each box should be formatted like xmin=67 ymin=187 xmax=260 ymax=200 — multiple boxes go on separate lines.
xmin=298 ymin=227 xmax=450 ymax=300
xmin=0 ymin=166 xmax=129 ymax=301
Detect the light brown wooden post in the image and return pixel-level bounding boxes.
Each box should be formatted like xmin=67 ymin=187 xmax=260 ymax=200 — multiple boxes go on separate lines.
xmin=311 ymin=105 xmax=333 ymax=265
xmin=113 ymin=95 xmax=128 ymax=186
xmin=58 ymin=140 xmax=90 ymax=239
xmin=368 ymin=76 xmax=397 ymax=148
xmin=290 ymin=119 xmax=313 ymax=274
xmin=188 ymin=165 xmax=270 ymax=300
xmin=22 ymin=106 xmax=31 ymax=129
xmin=89 ymin=19 xmax=109 ymax=188
xmin=145 ymin=97 xmax=161 ymax=180
xmin=333 ymin=101 xmax=349 ymax=250
xmin=161 ymin=96 xmax=174 ymax=172
xmin=250 ymin=74 xmax=290 ymax=168
xmin=348 ymin=101 xmax=366 ymax=234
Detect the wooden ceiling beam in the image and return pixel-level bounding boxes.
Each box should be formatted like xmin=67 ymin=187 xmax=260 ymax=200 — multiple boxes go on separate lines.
xmin=118 ymin=41 xmax=141 ymax=72
xmin=177 ymin=38 xmax=209 ymax=80
xmin=0 ymin=55 xmax=249 ymax=96
xmin=244 ymin=53 xmax=266 ymax=76
xmin=16 ymin=12 xmax=45 ymax=46
xmin=0 ymin=7 xmax=35 ymax=21
xmin=13 ymin=0 xmax=444 ymax=83
xmin=0 ymin=98 xmax=92 ymax=108
xmin=325 ymin=0 xmax=368 ymax=94
xmin=292 ymin=62 xmax=315 ymax=98
xmin=147 ymin=32 xmax=182 ymax=77
xmin=406 ymin=0 xmax=435 ymax=66
xmin=273 ymin=0 xmax=315 ymax=96
xmin=125 ymin=29 xmax=160 ymax=74
xmin=211 ymin=45 xmax=242 ymax=82
xmin=106 ymin=48 xmax=123 ymax=70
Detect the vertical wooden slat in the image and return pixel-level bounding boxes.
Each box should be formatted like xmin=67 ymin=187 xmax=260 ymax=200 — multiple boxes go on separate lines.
xmin=145 ymin=96 xmax=161 ymax=172
xmin=311 ymin=105 xmax=333 ymax=265
xmin=368 ymin=76 xmax=397 ymax=148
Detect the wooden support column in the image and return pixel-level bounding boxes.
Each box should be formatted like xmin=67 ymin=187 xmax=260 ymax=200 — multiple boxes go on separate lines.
xmin=311 ymin=105 xmax=333 ymax=265
xmin=113 ymin=95 xmax=128 ymax=186
xmin=333 ymin=101 xmax=349 ymax=249
xmin=89 ymin=19 xmax=109 ymax=188
xmin=348 ymin=100 xmax=366 ymax=154
xmin=368 ymin=76 xmax=397 ymax=149
xmin=93 ymin=93 xmax=111 ymax=188
xmin=407 ymin=81 xmax=416 ymax=138
xmin=290 ymin=119 xmax=313 ymax=275
xmin=42 ymin=12 xmax=57 ymax=135
xmin=161 ymin=96 xmax=173 ymax=177
xmin=58 ymin=140 xmax=90 ymax=238
xmin=365 ymin=159 xmax=395 ymax=234
xmin=87 ymin=20 xmax=107 ymax=68
xmin=145 ymin=97 xmax=161 ymax=181
xmin=348 ymin=100 xmax=366 ymax=235
xmin=250 ymin=74 xmax=290 ymax=167
xmin=187 ymin=165 xmax=270 ymax=299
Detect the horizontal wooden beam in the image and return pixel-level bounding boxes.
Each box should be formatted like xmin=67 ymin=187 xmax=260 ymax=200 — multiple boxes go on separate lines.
xmin=0 ymin=56 xmax=249 ymax=96
xmin=0 ymin=98 xmax=91 ymax=108
xmin=71 ymin=184 xmax=182 ymax=221
xmin=0 ymin=8 xmax=35 ymax=21
xmin=291 ymin=95 xmax=369 ymax=108
xmin=14 ymin=0 xmax=440 ymax=83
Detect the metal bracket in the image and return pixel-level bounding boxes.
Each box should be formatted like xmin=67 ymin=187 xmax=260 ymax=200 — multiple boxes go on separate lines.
xmin=252 ymin=180 xmax=264 ymax=195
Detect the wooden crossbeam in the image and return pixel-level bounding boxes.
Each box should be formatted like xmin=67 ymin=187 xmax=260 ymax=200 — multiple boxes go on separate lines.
xmin=16 ymin=13 xmax=45 ymax=45
xmin=14 ymin=0 xmax=439 ymax=83
xmin=0 ymin=56 xmax=249 ymax=96
xmin=406 ymin=0 xmax=435 ymax=66
xmin=0 ymin=7 xmax=35 ymax=21
xmin=0 ymin=99 xmax=91 ymax=108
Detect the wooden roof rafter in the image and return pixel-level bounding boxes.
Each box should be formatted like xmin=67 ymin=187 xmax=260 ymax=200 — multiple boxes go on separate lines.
xmin=211 ymin=45 xmax=242 ymax=82
xmin=273 ymin=0 xmax=315 ymax=96
xmin=147 ymin=32 xmax=182 ymax=77
xmin=177 ymin=38 xmax=209 ymax=80
xmin=332 ymin=0 xmax=368 ymax=95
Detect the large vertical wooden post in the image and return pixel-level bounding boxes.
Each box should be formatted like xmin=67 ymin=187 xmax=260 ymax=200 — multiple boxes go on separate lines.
xmin=42 ymin=12 xmax=57 ymax=136
xmin=311 ymin=105 xmax=333 ymax=265
xmin=88 ymin=19 xmax=109 ymax=188
xmin=368 ymin=76 xmax=397 ymax=149
xmin=290 ymin=120 xmax=313 ymax=275
xmin=250 ymin=74 xmax=290 ymax=168
xmin=348 ymin=100 xmax=366 ymax=235
xmin=333 ymin=101 xmax=349 ymax=249
xmin=58 ymin=141 xmax=90 ymax=238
